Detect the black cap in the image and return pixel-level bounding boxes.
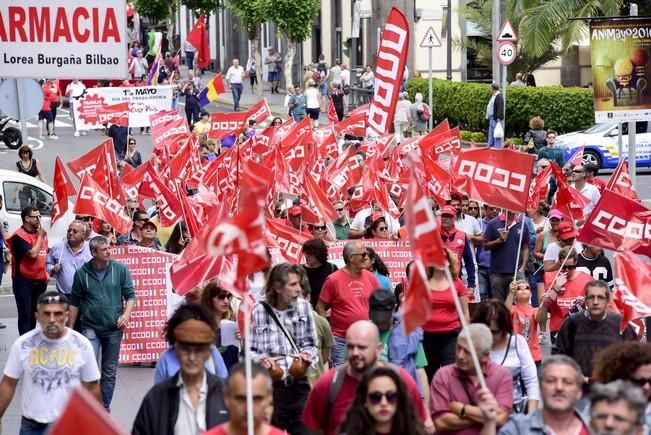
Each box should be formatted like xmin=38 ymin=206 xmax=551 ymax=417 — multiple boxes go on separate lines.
xmin=369 ymin=288 xmax=396 ymax=323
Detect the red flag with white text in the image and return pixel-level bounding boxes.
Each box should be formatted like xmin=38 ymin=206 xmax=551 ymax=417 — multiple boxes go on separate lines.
xmin=453 ymin=148 xmax=535 ymax=213
xmin=139 ymin=164 xmax=183 ymax=227
xmin=73 ymin=175 xmax=132 ymax=235
xmin=612 ymin=251 xmax=651 ymax=332
xmin=67 ymin=139 xmax=114 ymax=179
xmin=366 ymin=7 xmax=410 ymax=137
xmin=52 ymin=157 xmax=76 ymax=224
xmin=151 ymin=117 xmax=191 ymax=156
xmin=96 ymin=102 xmax=129 ymax=127
xmin=568 ymin=147 xmax=585 ymax=166
xmin=606 ymin=159 xmax=640 ymax=201
xmin=266 ymin=218 xmax=312 ymax=264
xmin=149 ymin=109 xmax=182 ymax=129
xmin=208 ymin=99 xmax=272 ymax=139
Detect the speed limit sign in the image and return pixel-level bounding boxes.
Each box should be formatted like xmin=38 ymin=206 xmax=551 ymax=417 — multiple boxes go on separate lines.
xmin=496 ymin=41 xmax=517 ymax=65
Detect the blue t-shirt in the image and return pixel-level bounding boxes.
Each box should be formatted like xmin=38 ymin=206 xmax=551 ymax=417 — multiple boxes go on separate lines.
xmin=375 ymin=271 xmax=392 ymax=290
xmin=484 ymin=215 xmax=530 ymax=274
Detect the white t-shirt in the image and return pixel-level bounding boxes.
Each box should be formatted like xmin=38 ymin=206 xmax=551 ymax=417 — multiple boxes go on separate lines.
xmin=330 ymin=66 xmax=342 ymax=85
xmin=225 ymin=66 xmax=245 ymax=84
xmin=579 ymin=183 xmax=601 ymax=217
xmin=341 ymin=69 xmax=351 ymax=86
xmin=455 ymin=214 xmax=482 ymax=249
xmin=543 ymin=241 xmax=582 ymax=262
xmin=350 ymin=208 xmax=401 ymax=235
xmin=305 ymin=87 xmax=320 ymax=109
xmin=4 ymin=328 xmax=100 ymax=423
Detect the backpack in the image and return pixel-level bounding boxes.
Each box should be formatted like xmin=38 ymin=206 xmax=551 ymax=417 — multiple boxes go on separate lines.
xmin=416 ymin=103 xmax=430 ymax=122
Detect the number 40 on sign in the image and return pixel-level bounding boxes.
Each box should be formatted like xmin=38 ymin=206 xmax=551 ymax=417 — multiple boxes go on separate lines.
xmin=496 ymin=41 xmax=517 ymax=66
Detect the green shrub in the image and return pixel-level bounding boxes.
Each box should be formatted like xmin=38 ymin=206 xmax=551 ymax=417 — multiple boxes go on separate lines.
xmin=506 ymin=137 xmax=524 ymax=145
xmin=406 ymin=78 xmax=595 ymax=138
xmin=460 ymin=130 xmax=473 ymax=141
xmin=470 ymin=132 xmax=486 ymax=142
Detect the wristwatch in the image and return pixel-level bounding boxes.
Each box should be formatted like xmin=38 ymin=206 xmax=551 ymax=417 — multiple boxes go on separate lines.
xmin=459 ymin=404 xmax=467 ymax=418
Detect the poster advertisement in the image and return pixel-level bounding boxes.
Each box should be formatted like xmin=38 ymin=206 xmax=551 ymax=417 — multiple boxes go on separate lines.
xmin=591 ymin=18 xmax=651 ymax=123
xmin=73 ymin=85 xmax=174 ymax=130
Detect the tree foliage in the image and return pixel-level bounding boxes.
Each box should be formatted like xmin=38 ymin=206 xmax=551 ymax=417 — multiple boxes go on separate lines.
xmin=224 ymin=0 xmax=268 ymax=39
xmin=266 ymin=0 xmax=320 ymax=43
xmin=183 ymin=0 xmax=222 ymax=16
xmin=133 ymin=0 xmax=173 ymax=23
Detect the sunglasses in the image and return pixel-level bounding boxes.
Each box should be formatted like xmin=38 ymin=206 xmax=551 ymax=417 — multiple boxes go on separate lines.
xmin=631 ymin=378 xmax=651 ymax=388
xmin=129 ymin=142 xmax=136 ymax=145
xmin=561 ymin=264 xmax=577 ymax=270
xmin=76 ymin=216 xmax=93 ymax=221
xmin=441 ymin=233 xmax=456 ymax=243
xmin=39 ymin=294 xmax=67 ymax=304
xmin=335 ymin=208 xmax=345 ymax=212
xmin=215 ymin=293 xmax=232 ymax=300
xmin=351 ymin=252 xmax=369 ymax=258
xmin=572 ymin=170 xmax=584 ymax=174
xmin=367 ymin=391 xmax=399 ymax=405
xmin=311 ymin=225 xmax=326 ymax=231
xmin=376 ymin=226 xmax=388 ymax=231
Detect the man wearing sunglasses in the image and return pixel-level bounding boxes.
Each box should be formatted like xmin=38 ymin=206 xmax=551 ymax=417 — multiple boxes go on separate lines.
xmin=6 ymin=206 xmax=49 ymax=335
xmin=570 ymin=165 xmax=601 ymax=223
xmin=556 ymin=280 xmax=636 ymax=386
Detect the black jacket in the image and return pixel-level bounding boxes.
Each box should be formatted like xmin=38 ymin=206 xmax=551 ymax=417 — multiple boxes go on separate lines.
xmin=492 ymin=92 xmax=504 ymax=121
xmin=132 ymin=371 xmax=229 ymax=435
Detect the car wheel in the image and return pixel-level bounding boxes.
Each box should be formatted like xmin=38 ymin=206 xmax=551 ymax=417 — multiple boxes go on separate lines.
xmin=583 ymin=150 xmax=602 ymax=169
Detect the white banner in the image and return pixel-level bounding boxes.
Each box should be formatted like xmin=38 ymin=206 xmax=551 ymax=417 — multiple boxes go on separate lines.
xmin=73 ymin=86 xmax=174 ymax=129
xmin=0 ymin=1 xmax=127 ymax=79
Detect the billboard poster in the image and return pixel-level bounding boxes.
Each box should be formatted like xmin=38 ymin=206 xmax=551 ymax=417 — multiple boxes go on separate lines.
xmin=0 ymin=0 xmax=127 ymax=79
xmin=591 ymin=18 xmax=651 ymax=123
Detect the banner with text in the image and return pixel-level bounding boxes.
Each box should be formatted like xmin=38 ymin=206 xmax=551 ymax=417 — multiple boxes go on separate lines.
xmin=0 ymin=0 xmax=127 ymax=78
xmin=73 ymin=86 xmax=174 ymax=129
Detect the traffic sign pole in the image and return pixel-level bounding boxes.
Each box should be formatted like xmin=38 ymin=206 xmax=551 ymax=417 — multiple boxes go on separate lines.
xmin=428 ymin=47 xmax=433 ymax=130
xmin=16 ymin=80 xmax=28 ymax=145
xmin=502 ymin=64 xmax=507 ymax=135
xmin=419 ymin=26 xmax=441 ymax=132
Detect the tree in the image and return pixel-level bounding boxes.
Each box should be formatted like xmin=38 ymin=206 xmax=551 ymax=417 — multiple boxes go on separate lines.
xmin=267 ymin=0 xmax=320 ymax=89
xmin=133 ymin=0 xmax=180 ymax=52
xmin=225 ymin=0 xmax=268 ymax=97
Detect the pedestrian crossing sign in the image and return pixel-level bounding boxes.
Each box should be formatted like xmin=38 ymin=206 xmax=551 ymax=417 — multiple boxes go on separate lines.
xmin=420 ymin=27 xmax=442 ymax=48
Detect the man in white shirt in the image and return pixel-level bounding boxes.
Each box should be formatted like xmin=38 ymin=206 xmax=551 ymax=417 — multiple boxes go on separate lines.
xmin=65 ymin=79 xmax=87 ymax=137
xmin=225 ymin=58 xmax=245 ymax=111
xmin=571 ymin=165 xmax=601 ymax=221
xmin=349 ymin=205 xmax=401 ymax=239
xmin=0 ymin=291 xmax=100 ymax=434
xmin=329 ymin=59 xmax=342 ymax=86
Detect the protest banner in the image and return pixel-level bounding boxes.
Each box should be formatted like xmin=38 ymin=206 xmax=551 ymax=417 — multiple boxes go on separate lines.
xmin=590 ymin=17 xmax=651 ymax=123
xmin=117 ymin=246 xmax=177 ymax=364
xmin=73 ymin=86 xmax=174 ymax=129
xmin=0 ymin=0 xmax=127 ymax=79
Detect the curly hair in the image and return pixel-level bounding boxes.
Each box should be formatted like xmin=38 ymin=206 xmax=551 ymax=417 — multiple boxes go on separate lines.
xmin=263 ymin=263 xmax=299 ymax=307
xmin=199 ymin=280 xmax=234 ymax=322
xmin=471 ymin=298 xmax=514 ymax=335
xmin=367 ymin=248 xmax=390 ymax=277
xmin=592 ymin=342 xmax=651 ymax=384
xmin=302 ymin=238 xmax=329 ymax=265
xmin=163 ymin=303 xmax=217 ymax=345
xmin=529 ymin=116 xmax=545 ymax=130
xmin=339 ymin=366 xmax=426 ymax=435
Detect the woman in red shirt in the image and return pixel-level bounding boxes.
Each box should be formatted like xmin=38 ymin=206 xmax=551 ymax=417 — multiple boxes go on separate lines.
xmin=421 ymin=248 xmax=470 ymax=382
xmin=505 ymin=280 xmax=542 ymax=367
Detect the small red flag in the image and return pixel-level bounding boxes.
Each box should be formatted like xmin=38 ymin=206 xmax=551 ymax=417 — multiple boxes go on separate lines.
xmin=402 ymin=260 xmax=432 ymax=335
xmin=52 ymin=156 xmax=76 ymax=225
xmin=606 ymin=159 xmax=640 ymax=202
xmin=47 ymin=387 xmax=127 ymax=435
xmin=186 ymin=15 xmax=210 ymax=69
xmin=613 ymin=251 xmax=651 ymax=333
xmin=328 ymin=96 xmax=338 ymax=123
xmin=73 ymin=175 xmax=132 ymax=235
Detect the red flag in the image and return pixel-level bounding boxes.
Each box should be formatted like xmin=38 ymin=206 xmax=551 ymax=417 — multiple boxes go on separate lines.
xmin=96 ymin=102 xmax=129 ymax=127
xmin=149 ymin=108 xmax=182 ymax=129
xmin=266 ymin=218 xmax=312 ymax=264
xmin=453 ymin=148 xmax=535 ymax=213
xmin=139 ymin=164 xmax=183 ymax=227
xmin=52 ymin=157 xmax=76 ymax=224
xmin=413 ymin=151 xmax=452 ymax=207
xmin=568 ymin=147 xmax=585 ymax=166
xmin=607 ymin=159 xmax=640 ymax=201
xmin=73 ymin=175 xmax=132 ymax=235
xmin=91 ymin=148 xmax=125 ymax=204
xmin=151 ymin=117 xmax=191 ymax=156
xmin=550 ymin=162 xmax=591 ymax=221
xmin=420 ymin=126 xmax=462 ymax=158
xmin=577 ymin=189 xmax=651 ymax=257
xmin=366 ymin=7 xmax=410 ymax=137
xmin=402 ymin=260 xmax=432 ymax=335
xmin=47 ymin=387 xmax=127 ymax=435
xmin=613 ymin=251 xmax=651 ymax=332
xmin=208 ymin=99 xmax=272 ymax=139
xmin=405 ymin=165 xmax=448 ymax=268
xmin=527 ymin=164 xmax=552 ymax=210
xmin=120 ymin=160 xmax=149 ymax=199
xmin=335 ymin=111 xmax=366 ymax=137
xmin=304 ymin=174 xmax=338 ymax=222
xmin=67 ymin=139 xmax=114 ymax=179
xmin=186 ymin=15 xmax=210 ymax=69
xmin=328 ymin=96 xmax=338 ymax=123
xmin=313 ymin=124 xmax=339 ymax=159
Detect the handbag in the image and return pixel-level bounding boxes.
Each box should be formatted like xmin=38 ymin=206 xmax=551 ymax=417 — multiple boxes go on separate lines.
xmin=260 ymin=302 xmax=309 ymax=379
xmin=493 ymin=121 xmax=504 ymax=139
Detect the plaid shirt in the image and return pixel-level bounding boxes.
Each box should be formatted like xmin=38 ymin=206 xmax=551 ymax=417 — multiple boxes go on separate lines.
xmin=250 ymin=299 xmax=318 ymax=377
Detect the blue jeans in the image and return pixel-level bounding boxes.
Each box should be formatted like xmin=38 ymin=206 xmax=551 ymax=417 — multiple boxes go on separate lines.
xmin=20 ymin=417 xmax=48 ymax=435
xmin=185 ymin=51 xmax=195 ymax=70
xmin=231 ymin=83 xmax=243 ymax=111
xmin=83 ymin=328 xmax=123 ymax=410
xmin=330 ymin=335 xmax=347 ymax=367
xmin=488 ymin=118 xmax=502 ymax=148
xmin=13 ymin=278 xmax=47 ymax=335
xmin=478 ymin=266 xmax=492 ymax=300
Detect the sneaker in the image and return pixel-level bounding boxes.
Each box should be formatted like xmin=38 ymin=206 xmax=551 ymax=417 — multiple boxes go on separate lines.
xmin=73 ymin=131 xmax=80 ymax=137
xmin=38 ymin=135 xmax=45 ymax=139
xmin=81 ymin=131 xmax=87 ymax=136
xmin=49 ymin=134 xmax=58 ymax=140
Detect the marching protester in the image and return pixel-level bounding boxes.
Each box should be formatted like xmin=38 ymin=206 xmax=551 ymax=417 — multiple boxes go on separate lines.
xmin=571 ymin=164 xmax=601 ymax=220
xmin=250 ymin=263 xmax=318 ymax=434
xmin=69 ymin=236 xmax=136 ymax=411
xmin=542 ymin=221 xmax=578 ymax=272
xmin=7 ymin=206 xmax=49 ymax=335
xmin=117 ymin=210 xmax=149 ymax=245
xmin=588 ymin=381 xmax=647 ymax=435
xmin=203 ymin=362 xmax=285 ymax=435
xmin=365 ymin=249 xmax=392 ymax=289
xmin=122 ymin=136 xmax=143 ymax=168
xmin=439 ymin=205 xmax=477 ymax=295
xmin=331 ymin=200 xmax=352 ymax=239
xmin=301 ymin=238 xmax=338 ymax=308
xmin=302 ymin=321 xmax=429 ymax=434
xmin=225 ymin=58 xmax=245 ymax=111
xmin=137 ymin=221 xmax=164 ymax=250
xmin=504 ymin=280 xmax=542 ymax=370
xmin=134 ymin=303 xmax=230 ymax=435
xmin=0 ymin=291 xmax=100 ymax=434
xmin=305 ymin=79 xmax=321 ymax=128
xmin=317 ymin=242 xmax=380 ymax=366
xmin=576 ymin=244 xmax=613 ymax=286
xmin=199 ymin=282 xmax=240 ymax=370
xmin=46 ymin=221 xmax=92 ymax=296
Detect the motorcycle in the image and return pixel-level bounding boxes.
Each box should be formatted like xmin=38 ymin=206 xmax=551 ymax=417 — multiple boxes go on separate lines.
xmin=0 ymin=116 xmax=22 ymax=150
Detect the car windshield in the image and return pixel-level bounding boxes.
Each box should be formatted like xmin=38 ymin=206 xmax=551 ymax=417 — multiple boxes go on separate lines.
xmin=581 ymin=123 xmax=615 ymax=134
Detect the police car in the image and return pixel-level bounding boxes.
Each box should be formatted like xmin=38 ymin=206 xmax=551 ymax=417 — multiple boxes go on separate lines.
xmin=556 ymin=122 xmax=651 ymax=169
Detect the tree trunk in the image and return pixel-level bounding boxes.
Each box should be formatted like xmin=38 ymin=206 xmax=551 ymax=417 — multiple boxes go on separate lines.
xmin=284 ymin=42 xmax=296 ymax=90
xmin=166 ymin=3 xmax=176 ymax=53
xmin=251 ymin=25 xmax=263 ymax=98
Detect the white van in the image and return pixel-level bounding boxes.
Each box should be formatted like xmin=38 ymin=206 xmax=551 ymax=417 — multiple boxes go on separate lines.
xmin=0 ymin=170 xmax=73 ymax=243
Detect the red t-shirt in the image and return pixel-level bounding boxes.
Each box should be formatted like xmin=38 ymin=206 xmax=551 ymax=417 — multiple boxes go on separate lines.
xmin=319 ymin=269 xmax=380 ymax=337
xmin=203 ymin=424 xmax=285 ymax=435
xmin=543 ymin=271 xmax=593 ymax=332
xmin=422 ymin=278 xmax=467 ymax=333
xmin=511 ymin=304 xmax=541 ymax=361
xmin=302 ymin=365 xmax=427 ymax=435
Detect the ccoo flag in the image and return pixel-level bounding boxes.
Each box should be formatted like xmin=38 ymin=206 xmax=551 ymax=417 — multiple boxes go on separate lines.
xmin=198 ymin=74 xmax=226 ymax=107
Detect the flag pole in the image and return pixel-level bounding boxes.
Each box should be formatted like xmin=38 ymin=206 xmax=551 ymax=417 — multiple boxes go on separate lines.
xmin=242 ymin=281 xmax=255 ymax=435
xmin=512 ymin=213 xmax=526 ymax=283
xmin=443 ymin=265 xmax=488 ymax=390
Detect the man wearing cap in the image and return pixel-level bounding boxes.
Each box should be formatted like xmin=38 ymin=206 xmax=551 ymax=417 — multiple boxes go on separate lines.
xmin=133 ymin=303 xmax=230 ymax=435
xmin=439 ymin=205 xmax=477 ymax=294
xmin=0 ymin=291 xmax=100 ymax=434
xmin=69 ymin=235 xmax=136 ymax=411
xmin=368 ymin=288 xmax=430 ymax=409
xmin=318 ymin=242 xmax=380 ymax=366
xmin=483 ymin=210 xmax=530 ymax=301
xmin=286 ymin=205 xmax=306 ymax=231
xmin=543 ymin=221 xmax=581 ymax=272
xmin=138 ymin=221 xmax=164 ymax=251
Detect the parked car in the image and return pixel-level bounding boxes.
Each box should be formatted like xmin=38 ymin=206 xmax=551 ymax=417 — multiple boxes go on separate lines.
xmin=0 ymin=170 xmax=72 ymax=242
xmin=556 ymin=122 xmax=651 ymax=169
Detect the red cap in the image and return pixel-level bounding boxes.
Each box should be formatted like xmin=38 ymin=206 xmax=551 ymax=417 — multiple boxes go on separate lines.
xmin=370 ymin=212 xmax=384 ymax=223
xmin=557 ymin=221 xmax=576 ymax=240
xmin=288 ymin=206 xmax=302 ymax=217
xmin=440 ymin=206 xmax=457 ymax=217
